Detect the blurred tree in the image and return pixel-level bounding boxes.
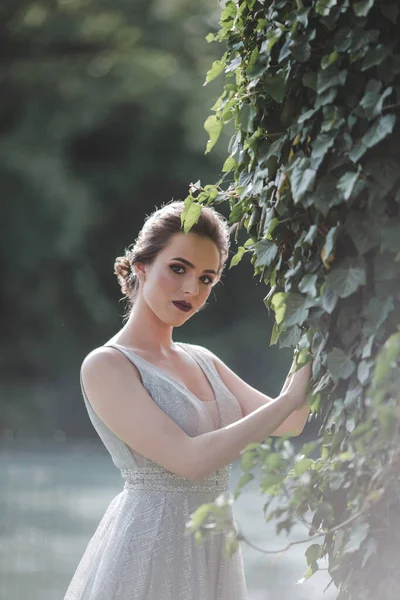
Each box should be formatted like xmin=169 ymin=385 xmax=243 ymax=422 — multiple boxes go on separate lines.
xmin=1 ymin=0 xmax=282 ymax=435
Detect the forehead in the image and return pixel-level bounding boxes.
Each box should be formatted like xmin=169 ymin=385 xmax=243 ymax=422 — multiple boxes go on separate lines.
xmin=160 ymin=232 xmax=220 ymax=267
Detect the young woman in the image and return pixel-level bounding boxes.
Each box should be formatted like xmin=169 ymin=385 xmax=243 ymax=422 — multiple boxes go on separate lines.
xmin=64 ymin=200 xmax=312 ymax=600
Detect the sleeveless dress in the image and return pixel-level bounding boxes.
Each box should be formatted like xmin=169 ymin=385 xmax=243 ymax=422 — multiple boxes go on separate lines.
xmin=63 ymin=341 xmax=248 ymax=600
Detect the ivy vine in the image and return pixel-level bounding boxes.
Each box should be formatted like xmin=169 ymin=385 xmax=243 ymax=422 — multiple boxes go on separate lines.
xmin=182 ymin=1 xmax=400 ymax=598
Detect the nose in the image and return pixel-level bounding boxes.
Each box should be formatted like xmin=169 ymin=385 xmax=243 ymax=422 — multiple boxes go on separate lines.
xmin=184 ymin=274 xmax=199 ymax=296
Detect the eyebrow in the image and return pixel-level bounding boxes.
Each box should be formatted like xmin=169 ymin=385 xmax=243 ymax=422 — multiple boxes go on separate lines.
xmin=170 ymin=257 xmax=217 ymax=275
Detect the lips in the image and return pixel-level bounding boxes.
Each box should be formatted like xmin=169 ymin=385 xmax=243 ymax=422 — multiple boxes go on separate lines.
xmin=172 ymin=301 xmax=192 ymax=312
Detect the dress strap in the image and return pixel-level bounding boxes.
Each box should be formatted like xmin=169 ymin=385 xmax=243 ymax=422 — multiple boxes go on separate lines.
xmin=102 ymin=343 xmax=151 ymax=384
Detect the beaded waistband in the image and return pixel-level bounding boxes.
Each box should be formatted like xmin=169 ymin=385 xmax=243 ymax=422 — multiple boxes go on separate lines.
xmin=121 ymin=465 xmax=230 ymax=493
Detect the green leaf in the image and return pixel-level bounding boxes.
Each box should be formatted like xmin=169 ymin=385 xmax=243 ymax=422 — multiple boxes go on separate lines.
xmin=204 ymin=115 xmax=224 ymax=154
xmin=263 ymin=73 xmax=286 ymax=103
xmin=381 ymin=3 xmax=399 ymax=24
xmin=344 ymin=211 xmax=380 ymax=255
xmin=380 ymin=223 xmax=400 ymax=253
xmin=305 ymin=543 xmax=322 ymax=565
xmin=237 ymin=103 xmax=257 ymax=133
xmin=229 ymin=246 xmax=246 ymax=269
xmin=337 ymin=169 xmax=361 ymax=201
xmin=325 ymin=256 xmax=366 ymax=298
xmin=204 ymin=58 xmax=226 ymax=85
xmin=270 ymin=292 xmax=287 ymax=325
xmin=362 ymin=114 xmax=397 ymax=151
xmin=327 ymin=347 xmax=356 ymax=381
xmin=299 ymin=274 xmax=318 ymax=298
xmin=182 ymin=202 xmax=202 ymax=234
xmin=315 ymin=0 xmax=337 ymax=16
xmin=361 ymin=44 xmax=393 ymax=71
xmin=310 ymin=133 xmax=335 ymax=170
xmin=278 ymin=325 xmax=302 ymax=348
xmin=321 ymin=49 xmax=339 ymax=70
xmin=288 ymin=158 xmax=316 ymax=204
xmin=294 ymin=457 xmax=314 ymax=477
xmin=222 ymin=155 xmax=237 ymax=173
xmin=353 ymin=0 xmax=374 ymax=17
xmin=364 ymin=158 xmax=399 ymax=193
xmin=281 ymin=293 xmax=310 ymax=327
xmin=289 ymin=36 xmax=311 ymax=63
xmin=254 ymin=239 xmax=278 ymax=268
xmin=343 ymin=522 xmax=370 ymax=555
xmin=317 ymin=66 xmax=347 ymax=94
xmin=260 ymin=28 xmax=283 ymax=55
xmin=361 ymin=79 xmax=392 ymax=118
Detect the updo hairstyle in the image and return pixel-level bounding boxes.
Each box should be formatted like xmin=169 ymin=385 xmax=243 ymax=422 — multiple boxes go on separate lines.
xmin=113 ymin=200 xmax=231 ymax=311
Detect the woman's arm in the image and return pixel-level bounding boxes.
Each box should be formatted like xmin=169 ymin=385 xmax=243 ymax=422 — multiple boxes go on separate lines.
xmin=199 ymin=347 xmax=312 ymax=437
xmin=191 ymin=382 xmax=309 ymax=481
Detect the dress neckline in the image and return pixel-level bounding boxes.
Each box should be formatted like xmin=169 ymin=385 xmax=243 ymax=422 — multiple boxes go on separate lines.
xmin=103 ymin=341 xmax=222 ymax=431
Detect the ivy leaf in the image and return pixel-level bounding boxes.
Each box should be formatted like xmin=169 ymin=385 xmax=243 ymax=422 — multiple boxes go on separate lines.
xmin=359 ymin=80 xmax=392 ymax=119
xmin=278 ymin=325 xmax=302 ymax=348
xmin=364 ymin=158 xmax=400 ymax=193
xmin=325 ymin=256 xmax=366 ymax=298
xmin=315 ymin=0 xmax=337 ymax=16
xmin=270 ymin=292 xmax=287 ymax=325
xmin=260 ymin=27 xmax=283 ymax=55
xmin=263 ymin=73 xmax=286 ymax=103
xmin=287 ymin=157 xmax=316 ymax=203
xmin=204 ymin=58 xmax=226 ymax=85
xmin=237 ymin=103 xmax=257 ymax=133
xmin=254 ymin=239 xmax=278 ymax=268
xmin=204 ymin=115 xmax=224 ymax=153
xmin=381 ymin=3 xmax=399 ymax=24
xmin=281 ymin=293 xmax=310 ymax=327
xmin=317 ymin=66 xmax=347 ymax=93
xmin=351 ymin=114 xmax=398 ymax=162
xmin=380 ymin=223 xmax=400 ymax=253
xmin=361 ymin=44 xmax=393 ymax=71
xmin=310 ymin=133 xmax=335 ymax=170
xmin=327 ymin=347 xmax=356 ymax=382
xmin=344 ymin=211 xmax=380 ymax=255
xmin=182 ymin=202 xmax=202 ymax=234
xmin=353 ymin=0 xmax=374 ymax=17
xmin=357 ymin=359 xmax=374 ymax=385
xmin=222 ymin=155 xmax=237 ymax=173
xmin=299 ymin=274 xmax=318 ymax=298
xmin=321 ymin=49 xmax=339 ymax=70
xmin=229 ymin=246 xmax=246 ymax=269
xmin=289 ymin=36 xmax=311 ymax=63
xmin=337 ymin=170 xmax=361 ymax=201
xmin=294 ymin=457 xmax=314 ymax=477
xmin=305 ymin=543 xmax=322 ymax=565
xmin=343 ymin=522 xmax=370 ymax=555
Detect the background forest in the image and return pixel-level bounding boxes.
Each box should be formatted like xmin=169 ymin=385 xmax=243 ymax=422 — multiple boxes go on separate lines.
xmin=1 ymin=0 xmax=296 ymax=439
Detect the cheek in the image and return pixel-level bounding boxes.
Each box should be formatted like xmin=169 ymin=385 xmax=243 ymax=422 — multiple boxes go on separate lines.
xmin=156 ymin=268 xmax=176 ymax=292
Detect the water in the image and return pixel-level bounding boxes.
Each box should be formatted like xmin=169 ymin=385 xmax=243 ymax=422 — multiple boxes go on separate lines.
xmin=0 ymin=441 xmax=335 ymax=599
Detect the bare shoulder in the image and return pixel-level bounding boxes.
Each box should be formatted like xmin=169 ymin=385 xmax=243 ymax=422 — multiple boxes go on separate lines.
xmin=79 ymin=345 xmax=198 ymax=481
xmin=81 ymin=345 xmax=141 ymax=385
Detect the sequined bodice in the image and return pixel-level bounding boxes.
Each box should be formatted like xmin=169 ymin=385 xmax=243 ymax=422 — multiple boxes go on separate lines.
xmin=80 ymin=341 xmax=243 ymax=494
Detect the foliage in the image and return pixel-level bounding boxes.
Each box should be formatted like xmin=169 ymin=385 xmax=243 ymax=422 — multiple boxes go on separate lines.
xmin=183 ymin=0 xmax=400 ymax=598
xmin=0 ymin=0 xmax=226 ymax=428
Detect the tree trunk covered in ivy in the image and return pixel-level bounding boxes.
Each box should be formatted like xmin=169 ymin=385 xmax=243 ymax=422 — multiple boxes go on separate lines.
xmin=183 ymin=1 xmax=400 ymax=598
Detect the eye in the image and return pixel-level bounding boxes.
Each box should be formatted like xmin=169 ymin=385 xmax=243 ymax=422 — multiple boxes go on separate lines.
xmin=170 ymin=264 xmax=185 ymax=275
xmin=170 ymin=264 xmax=214 ymax=285
xmin=201 ymin=275 xmax=214 ymax=285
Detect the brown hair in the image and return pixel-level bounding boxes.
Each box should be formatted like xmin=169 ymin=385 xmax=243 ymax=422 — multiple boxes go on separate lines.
xmin=114 ymin=200 xmax=231 ymax=314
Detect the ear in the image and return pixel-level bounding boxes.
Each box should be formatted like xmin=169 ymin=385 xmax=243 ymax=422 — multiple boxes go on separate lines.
xmin=133 ymin=263 xmax=146 ymax=279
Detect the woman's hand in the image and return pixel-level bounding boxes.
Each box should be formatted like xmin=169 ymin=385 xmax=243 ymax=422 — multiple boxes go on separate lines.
xmin=286 ymin=354 xmax=313 ymax=410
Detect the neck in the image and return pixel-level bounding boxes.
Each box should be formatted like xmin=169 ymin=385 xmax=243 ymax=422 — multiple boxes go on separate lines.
xmin=111 ymin=298 xmax=175 ymax=355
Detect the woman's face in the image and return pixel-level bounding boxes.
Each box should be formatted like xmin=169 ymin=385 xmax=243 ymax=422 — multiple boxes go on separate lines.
xmin=136 ymin=232 xmax=221 ymax=325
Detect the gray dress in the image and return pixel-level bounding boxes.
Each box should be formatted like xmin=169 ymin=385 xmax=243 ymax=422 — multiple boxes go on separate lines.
xmin=64 ymin=341 xmax=247 ymax=600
